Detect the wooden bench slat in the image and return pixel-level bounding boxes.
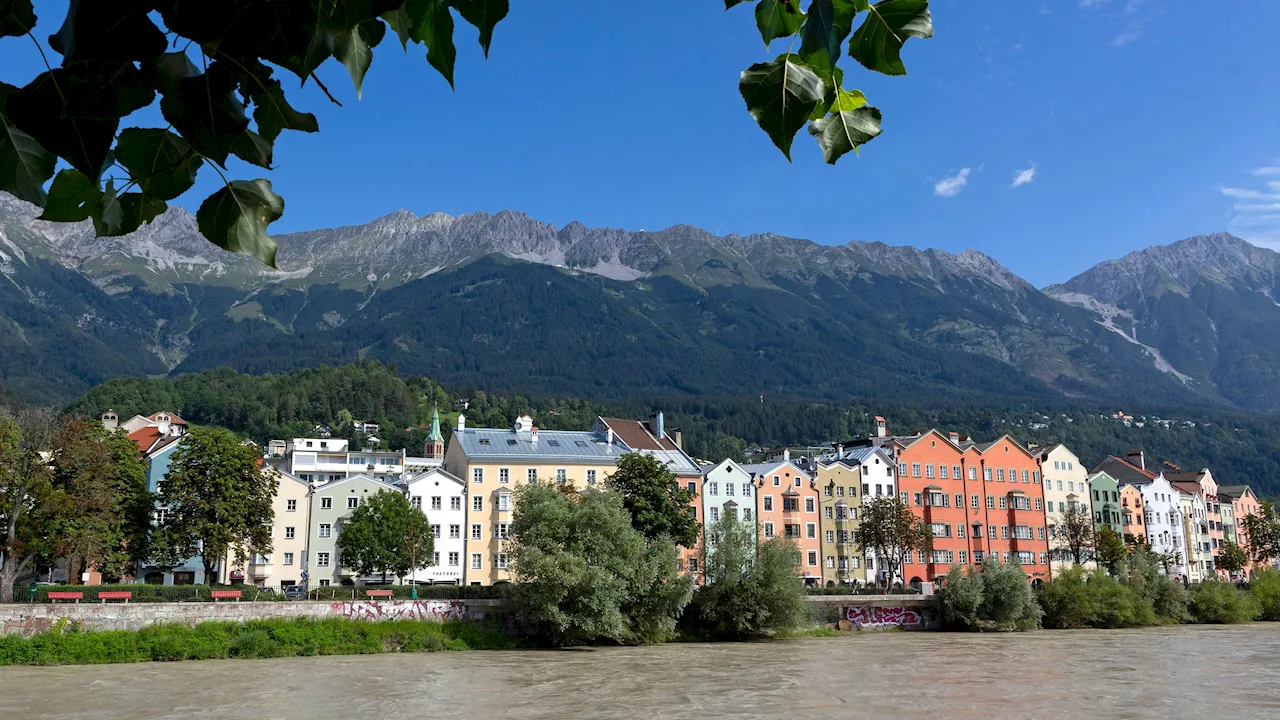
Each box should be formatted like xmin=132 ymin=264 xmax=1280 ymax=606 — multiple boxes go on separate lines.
xmin=364 ymin=589 xmax=394 ymax=597
xmin=97 ymin=591 xmax=132 ymax=602
xmin=47 ymin=592 xmax=83 ymax=598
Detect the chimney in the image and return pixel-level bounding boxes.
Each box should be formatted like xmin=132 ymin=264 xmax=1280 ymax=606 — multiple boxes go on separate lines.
xmin=671 ymin=429 xmax=682 ymax=449
xmin=606 ymin=427 xmax=615 ymax=452
xmin=949 ymin=431 xmax=959 ymax=443
xmin=655 ymin=412 xmax=665 ymax=439
xmin=874 ymin=416 xmax=887 ymax=438
xmin=836 ymin=444 xmax=843 ymax=458
xmin=101 ymin=410 xmax=118 ymax=431
xmin=531 ymin=426 xmax=539 ymax=445
xmin=457 ymin=414 xmax=466 ymax=432
xmin=783 ymin=448 xmax=791 ymax=462
xmin=1127 ymin=450 xmax=1145 ymax=471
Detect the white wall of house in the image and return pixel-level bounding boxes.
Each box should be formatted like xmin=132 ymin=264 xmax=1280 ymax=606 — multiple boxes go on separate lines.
xmin=1041 ymin=446 xmax=1091 ymax=573
xmin=404 ymin=469 xmax=468 ymax=585
xmin=1139 ymin=475 xmax=1187 ymax=579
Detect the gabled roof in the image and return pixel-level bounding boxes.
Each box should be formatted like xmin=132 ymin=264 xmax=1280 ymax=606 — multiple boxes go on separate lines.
xmin=740 ymin=459 xmax=813 ymax=481
xmin=454 ymin=427 xmax=625 ymax=461
xmin=1217 ymin=485 xmax=1255 ymax=501
xmin=1171 ymin=481 xmax=1204 ymax=498
xmin=401 ymin=467 xmax=464 ymax=488
xmin=312 ymin=473 xmax=402 ymax=494
xmin=128 ymin=427 xmax=181 ymax=456
xmin=147 ymin=411 xmax=187 ymax=426
xmin=598 ymin=417 xmax=701 ymax=476
xmin=815 ymin=445 xmax=894 ymax=467
xmin=1092 ymin=456 xmax=1156 ymax=485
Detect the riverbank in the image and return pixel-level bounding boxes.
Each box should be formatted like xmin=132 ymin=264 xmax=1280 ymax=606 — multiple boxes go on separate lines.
xmin=0 ymin=617 xmax=516 ymax=666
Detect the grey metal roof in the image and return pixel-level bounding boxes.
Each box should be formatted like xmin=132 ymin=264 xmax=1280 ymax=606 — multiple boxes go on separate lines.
xmin=815 ymin=445 xmax=893 ymax=465
xmin=454 ymin=428 xmax=628 ymax=461
xmin=740 ymin=461 xmax=813 ymax=480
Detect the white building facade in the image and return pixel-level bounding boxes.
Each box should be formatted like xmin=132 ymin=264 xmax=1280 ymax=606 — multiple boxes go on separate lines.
xmin=1038 ymin=444 xmax=1091 ymax=574
xmin=403 ymin=468 xmax=469 ymax=585
xmin=1137 ymin=474 xmax=1187 ymax=579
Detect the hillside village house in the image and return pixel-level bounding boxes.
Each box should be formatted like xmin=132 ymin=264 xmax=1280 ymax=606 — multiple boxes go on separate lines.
xmin=1179 ymin=491 xmax=1214 ymax=583
xmin=402 ymin=467 xmax=468 ymax=585
xmin=697 ymin=459 xmax=757 ymax=579
xmin=816 ymin=459 xmax=863 ymax=586
xmin=307 ymin=474 xmax=403 ymax=586
xmin=743 ymin=453 xmax=822 ymax=586
xmin=1166 ymin=467 xmax=1224 ymax=572
xmin=1037 ymin=443 xmax=1091 ymax=573
xmin=1136 ymin=474 xmax=1188 ymax=580
xmin=444 ymin=412 xmax=700 ymax=585
xmin=1219 ymin=485 xmax=1263 ymax=576
xmin=218 ymin=470 xmax=311 ymax=588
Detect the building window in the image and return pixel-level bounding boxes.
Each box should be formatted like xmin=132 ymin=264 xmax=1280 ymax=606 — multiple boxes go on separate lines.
xmin=431 ymin=525 xmax=441 ymax=538
xmin=959 ymin=550 xmax=968 ymax=564
xmin=313 ymin=552 xmax=331 ymax=568
xmin=1022 ymin=470 xmax=1030 ymax=483
xmin=727 ymin=482 xmax=736 ymax=497
xmin=805 ymin=497 xmax=815 ymax=513
xmin=1017 ymin=551 xmax=1034 ymax=565
xmin=956 ymin=524 xmax=965 ymax=539
xmin=743 ymin=483 xmax=751 ymax=497
xmin=347 ymin=496 xmax=358 ymax=509
xmin=744 ymin=509 xmax=752 ymax=521
xmin=471 ymin=524 xmax=482 ymax=540
xmin=450 ymin=497 xmax=462 ymax=511
xmin=321 ymin=497 xmax=332 ymax=510
xmin=826 ymin=530 xmax=835 ymax=543
xmin=471 ymin=554 xmax=483 ymax=570
xmin=448 ymin=552 xmax=459 ymax=566
xmin=586 ymin=469 xmax=597 ymax=486
xmin=827 ymin=556 xmax=835 ymax=568
xmin=969 ymin=467 xmax=978 ymax=481
xmin=971 ymin=494 xmax=980 ymax=508
xmin=556 ymin=469 xmax=567 ymax=482
xmin=411 ymin=496 xmax=422 ymax=509
xmin=925 ymin=464 xmax=935 ymax=479
xmin=710 ymin=481 xmax=719 ymax=495
xmin=898 ymin=463 xmax=908 ymax=476
xmin=806 ymin=523 xmax=817 ymax=539
xmin=986 ymin=495 xmax=995 ymax=509
xmin=913 ymin=492 xmax=922 ymax=507
xmin=953 ymin=465 xmax=962 ymax=479
xmin=999 ymin=496 xmax=1007 ymax=510
xmin=997 ymin=468 xmax=1005 ymax=482
xmin=499 ymin=468 xmax=510 ymax=484
xmin=825 ymin=507 xmax=833 ymax=519
xmin=911 ymin=463 xmax=921 ymax=478
xmin=498 ymin=495 xmax=511 ymax=511
xmin=710 ymin=507 xmax=719 ymax=522
xmin=318 ymin=523 xmax=331 ymax=538
xmin=527 ymin=468 xmax=538 ymax=483
xmin=449 ymin=524 xmax=460 ymax=539
xmin=473 ymin=468 xmax=484 ymax=484
xmin=431 ymin=496 xmax=442 ymax=511
xmin=495 ymin=523 xmax=509 ymax=539
xmin=984 ymin=468 xmax=992 ymax=482
xmin=688 ymin=557 xmax=699 ymax=572
xmin=988 ymin=525 xmax=997 ymax=539
xmin=495 ymin=553 xmax=509 ymax=570
xmin=807 ymin=551 xmax=818 ymax=567
xmin=473 ymin=496 xmax=483 ymax=512
xmin=1001 ymin=525 xmax=1009 ymax=539
xmin=938 ymin=465 xmax=948 ymax=480
xmin=955 ymin=493 xmax=964 ymax=508
xmin=763 ymin=496 xmax=774 ymax=512
xmin=286 ymin=499 xmax=297 ymax=512
xmin=285 ymin=526 xmax=295 ymax=539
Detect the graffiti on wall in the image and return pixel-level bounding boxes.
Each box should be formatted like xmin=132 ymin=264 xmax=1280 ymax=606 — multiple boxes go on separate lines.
xmin=332 ymin=600 xmax=468 ymax=622
xmin=2 ymin=615 xmax=52 ymax=637
xmin=846 ymin=606 xmax=921 ymax=629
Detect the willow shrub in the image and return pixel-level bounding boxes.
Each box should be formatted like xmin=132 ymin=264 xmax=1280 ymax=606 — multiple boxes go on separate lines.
xmin=1251 ymin=569 xmax=1280 ymax=621
xmin=938 ymin=559 xmax=1042 ymax=631
xmin=1188 ymin=580 xmax=1260 ymax=624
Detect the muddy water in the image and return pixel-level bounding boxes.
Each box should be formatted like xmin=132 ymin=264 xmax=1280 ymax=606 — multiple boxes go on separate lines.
xmin=3 ymin=625 xmax=1278 ymax=719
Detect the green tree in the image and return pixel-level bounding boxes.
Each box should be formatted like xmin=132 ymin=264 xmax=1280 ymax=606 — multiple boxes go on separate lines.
xmin=335 ymin=489 xmax=432 ymax=584
xmin=1239 ymin=501 xmax=1280 ymax=565
xmin=0 ymin=408 xmax=57 ymax=602
xmin=1187 ymin=580 xmax=1259 ymax=624
xmin=1054 ymin=502 xmax=1096 ymax=566
xmin=938 ymin=564 xmax=984 ymax=629
xmin=155 ymin=427 xmax=276 ymax=584
xmin=606 ymin=452 xmax=699 ymax=549
xmin=0 ymin=1 xmax=928 ymax=264
xmin=1216 ymin=541 xmax=1249 ymax=579
xmin=508 ymin=482 xmax=693 ymax=646
xmin=938 ymin=559 xmax=1041 ymax=631
xmin=1250 ymin=569 xmax=1280 ymax=621
xmin=1095 ymin=528 xmax=1128 ymax=575
xmin=853 ymin=495 xmax=932 ymax=592
xmin=48 ymin=418 xmax=152 ymax=583
xmin=686 ymin=512 xmax=809 ymax=639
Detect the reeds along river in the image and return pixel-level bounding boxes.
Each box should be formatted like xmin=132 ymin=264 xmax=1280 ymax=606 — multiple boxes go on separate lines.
xmin=3 ymin=625 xmax=1279 ymax=719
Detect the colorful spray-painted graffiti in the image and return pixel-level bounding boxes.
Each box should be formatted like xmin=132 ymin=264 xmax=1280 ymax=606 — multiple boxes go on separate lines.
xmin=332 ymin=600 xmax=468 ymax=622
xmin=846 ymin=606 xmax=922 ymax=629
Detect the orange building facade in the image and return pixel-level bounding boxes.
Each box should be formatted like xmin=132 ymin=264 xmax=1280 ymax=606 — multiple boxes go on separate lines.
xmin=748 ymin=458 xmax=823 ymax=586
xmin=890 ymin=430 xmax=1051 ymax=584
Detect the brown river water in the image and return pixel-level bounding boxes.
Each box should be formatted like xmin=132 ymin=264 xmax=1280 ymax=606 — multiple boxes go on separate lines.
xmin=3 ymin=625 xmax=1278 ymax=719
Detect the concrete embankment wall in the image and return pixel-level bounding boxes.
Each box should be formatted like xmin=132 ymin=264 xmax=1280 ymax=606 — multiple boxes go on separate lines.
xmin=1 ymin=599 xmax=505 ymax=637
xmin=2 ymin=595 xmax=941 ymax=637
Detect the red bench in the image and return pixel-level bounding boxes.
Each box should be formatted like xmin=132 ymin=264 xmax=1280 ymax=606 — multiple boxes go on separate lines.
xmin=48 ymin=591 xmax=83 ymax=604
xmin=363 ymin=589 xmax=394 ymax=598
xmin=97 ymin=591 xmax=132 ymax=603
xmin=210 ymin=590 xmax=242 ymax=602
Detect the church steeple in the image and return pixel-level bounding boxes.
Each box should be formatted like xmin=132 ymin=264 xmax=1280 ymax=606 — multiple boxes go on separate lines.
xmin=425 ymin=407 xmax=445 ymax=458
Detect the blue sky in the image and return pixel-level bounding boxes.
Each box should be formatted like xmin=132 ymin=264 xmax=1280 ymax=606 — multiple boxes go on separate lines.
xmin=3 ymin=1 xmax=1279 ymax=286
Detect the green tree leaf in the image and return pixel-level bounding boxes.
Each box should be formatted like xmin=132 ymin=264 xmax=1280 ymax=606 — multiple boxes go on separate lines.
xmin=0 ymin=82 xmax=55 ymax=205
xmin=452 ymin=0 xmax=508 ymax=56
xmin=48 ymin=0 xmax=166 ymax=64
xmin=235 ymin=64 xmax=320 ymax=143
xmin=800 ymin=0 xmax=860 ymax=76
xmin=331 ymin=18 xmax=387 ymax=99
xmin=143 ymin=52 xmax=199 ymax=96
xmin=90 ymin=179 xmax=124 ymax=236
xmin=809 ymin=99 xmax=881 ymax=164
xmin=0 ymin=0 xmax=36 ymax=39
xmin=849 ymin=0 xmax=933 ymax=76
xmin=231 ymin=129 xmax=273 ymax=169
xmin=755 ymin=0 xmax=805 ymax=48
xmin=38 ymin=168 xmax=99 ymax=222
xmin=739 ymin=54 xmax=825 ymax=161
xmin=197 ymin=179 xmax=284 ymax=267
xmin=159 ymin=64 xmax=250 ymax=167
xmin=117 ymin=192 xmax=167 ymax=234
xmin=421 ymin=1 xmax=457 ymax=87
xmin=113 ymin=128 xmax=200 ymax=201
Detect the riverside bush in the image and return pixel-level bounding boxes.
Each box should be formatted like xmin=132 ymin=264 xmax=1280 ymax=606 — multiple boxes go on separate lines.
xmin=0 ymin=618 xmax=515 ymax=666
xmin=1251 ymin=569 xmax=1280 ymax=621
xmin=1188 ymin=581 xmax=1260 ymax=624
xmin=938 ymin=559 xmax=1042 ymax=631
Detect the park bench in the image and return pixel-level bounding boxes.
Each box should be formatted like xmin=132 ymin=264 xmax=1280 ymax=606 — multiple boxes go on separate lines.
xmin=363 ymin=589 xmax=394 ymax=599
xmin=97 ymin=591 xmax=132 ymax=603
xmin=210 ymin=590 xmax=242 ymax=602
xmin=48 ymin=591 xmax=83 ymax=604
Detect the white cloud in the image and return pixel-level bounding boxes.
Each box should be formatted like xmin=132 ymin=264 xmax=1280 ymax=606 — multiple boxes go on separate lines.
xmin=1223 ymin=160 xmax=1280 ymax=248
xmin=1011 ymin=166 xmax=1037 ymax=188
xmin=1081 ymin=0 xmax=1152 ymax=47
xmin=934 ymin=169 xmax=971 ymax=198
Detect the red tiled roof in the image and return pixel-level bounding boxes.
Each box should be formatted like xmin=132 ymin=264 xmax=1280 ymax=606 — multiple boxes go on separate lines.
xmin=127 ymin=427 xmax=162 ymax=453
xmin=147 ymin=411 xmax=188 ymax=426
xmin=601 ymin=418 xmax=680 ymax=453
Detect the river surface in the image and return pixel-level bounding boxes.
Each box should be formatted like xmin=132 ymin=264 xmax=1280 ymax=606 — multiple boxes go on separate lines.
xmin=3 ymin=625 xmax=1278 ymax=719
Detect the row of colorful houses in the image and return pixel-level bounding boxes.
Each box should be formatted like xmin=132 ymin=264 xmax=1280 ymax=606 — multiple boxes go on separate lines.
xmin=113 ymin=410 xmax=1272 ymax=589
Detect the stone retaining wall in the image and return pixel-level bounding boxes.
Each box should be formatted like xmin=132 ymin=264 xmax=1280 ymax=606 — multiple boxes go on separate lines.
xmin=806 ymin=595 xmax=941 ymax=630
xmin=0 ymin=599 xmax=507 ymax=637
